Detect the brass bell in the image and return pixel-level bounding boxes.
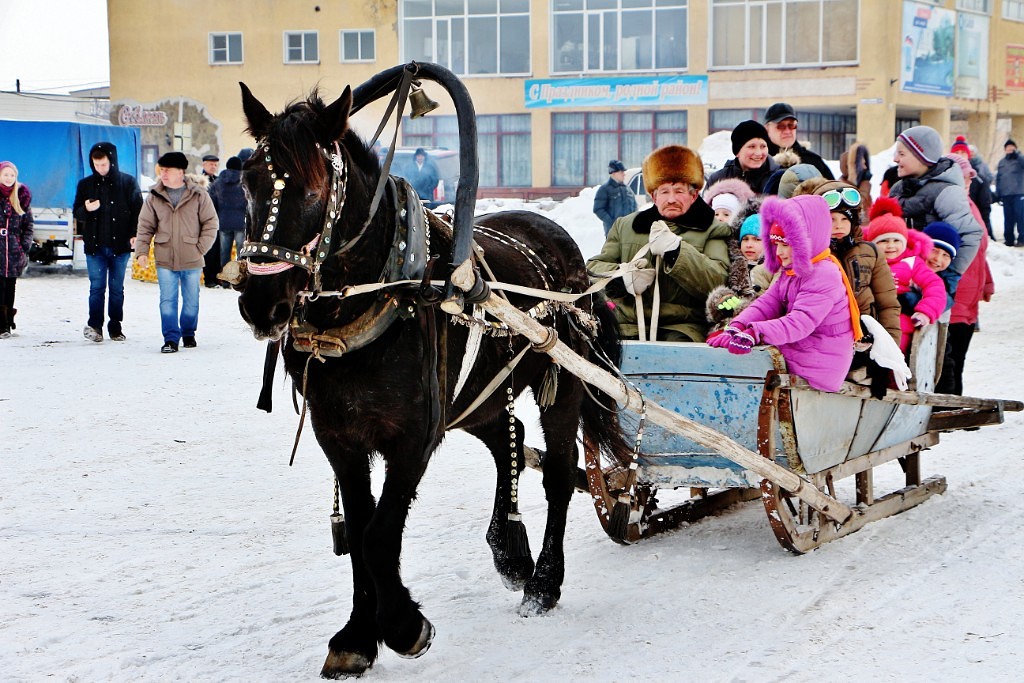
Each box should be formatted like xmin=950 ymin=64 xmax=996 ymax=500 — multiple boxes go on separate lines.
xmin=409 ymin=83 xmax=440 ymax=119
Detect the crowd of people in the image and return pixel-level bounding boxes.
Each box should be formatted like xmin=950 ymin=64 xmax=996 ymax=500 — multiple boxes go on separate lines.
xmin=589 ymin=103 xmax=999 ymax=396
xmin=0 ymin=108 xmax=1006 ymax=395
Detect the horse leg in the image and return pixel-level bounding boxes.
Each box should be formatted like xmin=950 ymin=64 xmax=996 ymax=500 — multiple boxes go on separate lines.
xmin=466 ymin=417 xmax=536 ymax=592
xmin=519 ymin=384 xmax=582 ymax=616
xmin=362 ymin=448 xmax=436 ymax=659
xmin=320 ymin=446 xmax=382 ymax=679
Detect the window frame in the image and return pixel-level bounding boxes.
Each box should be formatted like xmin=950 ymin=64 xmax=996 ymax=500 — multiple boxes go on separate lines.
xmin=1005 ymin=0 xmax=1024 ymax=21
xmin=708 ymin=0 xmax=859 ymax=71
xmin=283 ymin=30 xmax=320 ymax=64
xmin=550 ymin=0 xmax=689 ymax=75
xmin=398 ymin=0 xmax=531 ymax=77
xmin=340 ymin=29 xmax=376 ymax=62
xmin=209 ymin=31 xmax=243 ymax=65
xmin=956 ymin=0 xmax=990 ymax=12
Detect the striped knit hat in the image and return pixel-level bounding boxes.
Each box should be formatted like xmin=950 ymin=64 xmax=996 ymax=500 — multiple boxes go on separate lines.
xmin=897 ymin=126 xmax=943 ymax=166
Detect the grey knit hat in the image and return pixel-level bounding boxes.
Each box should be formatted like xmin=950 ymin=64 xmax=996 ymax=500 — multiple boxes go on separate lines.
xmin=897 ymin=126 xmax=943 ymax=166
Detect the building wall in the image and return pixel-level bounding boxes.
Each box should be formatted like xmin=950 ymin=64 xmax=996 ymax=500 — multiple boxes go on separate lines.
xmin=108 ymin=0 xmax=1024 ymax=191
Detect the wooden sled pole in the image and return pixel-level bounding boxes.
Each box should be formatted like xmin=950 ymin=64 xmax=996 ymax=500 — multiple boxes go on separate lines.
xmin=775 ymin=374 xmax=1024 ymax=412
xmin=450 ymin=264 xmax=854 ymax=525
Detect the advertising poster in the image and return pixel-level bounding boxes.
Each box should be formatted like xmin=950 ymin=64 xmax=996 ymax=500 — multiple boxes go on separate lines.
xmin=1008 ymin=45 xmax=1024 ymax=91
xmin=900 ymin=1 xmax=956 ymax=96
xmin=955 ymin=12 xmax=989 ymax=99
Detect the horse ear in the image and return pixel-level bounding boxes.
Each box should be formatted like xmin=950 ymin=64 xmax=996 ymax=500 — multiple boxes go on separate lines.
xmin=319 ymin=86 xmax=353 ymax=145
xmin=240 ymin=82 xmax=273 ymax=140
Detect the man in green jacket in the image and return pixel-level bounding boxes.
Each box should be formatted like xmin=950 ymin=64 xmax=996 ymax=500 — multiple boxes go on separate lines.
xmin=588 ymin=144 xmax=730 ymax=342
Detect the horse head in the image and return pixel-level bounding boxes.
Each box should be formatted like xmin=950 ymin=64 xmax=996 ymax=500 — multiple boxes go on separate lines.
xmin=235 ymin=82 xmax=384 ymax=341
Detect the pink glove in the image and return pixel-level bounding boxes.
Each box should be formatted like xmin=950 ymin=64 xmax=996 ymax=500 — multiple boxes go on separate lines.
xmin=727 ymin=323 xmax=759 ymax=355
xmin=707 ymin=330 xmax=732 ymax=348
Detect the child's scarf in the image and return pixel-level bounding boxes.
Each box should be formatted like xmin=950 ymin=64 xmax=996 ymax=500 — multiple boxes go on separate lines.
xmin=784 ymin=248 xmax=863 ymax=341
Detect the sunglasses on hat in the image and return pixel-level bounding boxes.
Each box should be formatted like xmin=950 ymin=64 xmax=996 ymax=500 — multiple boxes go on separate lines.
xmin=821 ymin=187 xmax=861 ymax=210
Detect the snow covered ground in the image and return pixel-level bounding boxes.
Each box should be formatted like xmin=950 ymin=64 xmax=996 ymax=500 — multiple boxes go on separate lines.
xmin=4 ymin=190 xmax=1024 ymax=682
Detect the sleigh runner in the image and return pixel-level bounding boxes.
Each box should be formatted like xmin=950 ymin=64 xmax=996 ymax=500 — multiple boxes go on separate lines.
xmin=452 ymin=266 xmax=1023 ymax=554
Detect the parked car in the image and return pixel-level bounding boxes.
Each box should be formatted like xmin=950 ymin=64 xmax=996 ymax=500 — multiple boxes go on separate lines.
xmin=624 ymin=167 xmax=651 ymax=209
xmin=377 ymin=146 xmax=460 ymax=208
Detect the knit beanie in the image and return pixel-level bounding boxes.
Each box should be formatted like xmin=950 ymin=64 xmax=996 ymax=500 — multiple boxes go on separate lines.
xmin=731 ymin=120 xmax=770 ymax=155
xmin=226 ymin=156 xmax=242 ymax=171
xmin=711 ymin=192 xmax=741 ymax=217
xmin=864 ymin=196 xmax=909 ymax=249
xmin=1006 ymin=139 xmax=1017 ymax=149
xmin=950 ymin=135 xmax=971 ymax=157
xmin=739 ymin=213 xmax=761 ymax=240
xmin=778 ymin=164 xmax=823 ymax=199
xmin=897 ymin=126 xmax=943 ymax=166
xmin=0 ymin=160 xmax=17 ymax=179
xmin=923 ymin=221 xmax=961 ymax=258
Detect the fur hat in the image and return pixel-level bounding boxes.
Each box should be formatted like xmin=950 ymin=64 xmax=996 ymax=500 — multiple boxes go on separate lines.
xmin=157 ymin=151 xmax=189 ymax=170
xmin=897 ymin=126 xmax=943 ymax=166
xmin=705 ymin=177 xmax=754 ymax=206
xmin=226 ymin=156 xmax=242 ymax=171
xmin=923 ymin=221 xmax=960 ymax=258
xmin=731 ymin=120 xmax=770 ymax=155
xmin=237 ymin=148 xmax=255 ymax=162
xmin=608 ymin=159 xmax=626 ymax=173
xmin=642 ymin=145 xmax=704 ymax=194
xmin=864 ymin=196 xmax=909 ymax=249
xmin=759 ymin=194 xmax=832 ymax=276
xmin=1006 ymin=139 xmax=1017 ymax=149
xmin=950 ymin=135 xmax=971 ymax=157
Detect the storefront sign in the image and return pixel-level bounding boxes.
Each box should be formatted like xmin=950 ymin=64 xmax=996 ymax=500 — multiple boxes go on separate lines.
xmin=117 ymin=105 xmax=168 ymax=127
xmin=524 ymin=75 xmax=708 ymax=109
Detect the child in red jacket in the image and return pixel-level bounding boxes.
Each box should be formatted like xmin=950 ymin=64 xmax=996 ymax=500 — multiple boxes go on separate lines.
xmin=863 ymin=198 xmax=946 ymax=353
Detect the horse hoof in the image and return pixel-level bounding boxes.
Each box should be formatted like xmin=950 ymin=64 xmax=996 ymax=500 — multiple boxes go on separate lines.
xmin=517 ymin=593 xmax=557 ymax=617
xmin=395 ymin=617 xmax=435 ymax=659
xmin=321 ymin=649 xmax=372 ymax=679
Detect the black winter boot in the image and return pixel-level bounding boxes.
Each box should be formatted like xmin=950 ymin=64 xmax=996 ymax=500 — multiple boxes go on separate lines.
xmin=0 ymin=306 xmax=10 ymax=338
xmin=9 ymin=307 xmax=16 ymax=330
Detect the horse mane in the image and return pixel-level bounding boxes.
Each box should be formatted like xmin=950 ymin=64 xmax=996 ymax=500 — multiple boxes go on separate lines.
xmin=253 ymin=87 xmax=379 ymax=191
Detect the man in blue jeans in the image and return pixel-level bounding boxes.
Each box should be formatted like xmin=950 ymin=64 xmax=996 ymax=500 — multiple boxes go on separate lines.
xmin=996 ymin=139 xmax=1024 ymax=246
xmin=73 ymin=142 xmax=143 ymax=342
xmin=134 ymin=151 xmax=219 ymax=353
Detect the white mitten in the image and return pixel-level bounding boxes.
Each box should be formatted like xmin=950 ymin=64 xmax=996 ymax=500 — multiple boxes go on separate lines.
xmin=623 ymin=267 xmax=656 ymax=296
xmin=648 ymin=220 xmax=682 ymax=256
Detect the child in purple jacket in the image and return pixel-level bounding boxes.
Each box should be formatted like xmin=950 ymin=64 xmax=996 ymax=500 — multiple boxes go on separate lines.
xmin=707 ymin=194 xmax=858 ymax=392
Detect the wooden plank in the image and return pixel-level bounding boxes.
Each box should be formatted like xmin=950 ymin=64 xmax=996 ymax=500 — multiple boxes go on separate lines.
xmin=777 ymin=374 xmax=1023 ymax=412
xmin=819 ymin=433 xmax=939 ymax=482
xmin=927 ymin=408 xmax=1005 ymax=432
xmin=856 ymin=469 xmax=873 ymax=505
xmin=450 ymin=265 xmax=855 ymax=525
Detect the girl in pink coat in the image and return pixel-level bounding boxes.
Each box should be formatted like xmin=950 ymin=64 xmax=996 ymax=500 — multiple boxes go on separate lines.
xmin=707 ymin=194 xmax=858 ymax=392
xmin=863 ymin=197 xmax=946 ymax=353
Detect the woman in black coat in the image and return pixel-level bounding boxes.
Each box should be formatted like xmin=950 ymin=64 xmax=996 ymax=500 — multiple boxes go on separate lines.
xmin=705 ymin=120 xmax=779 ymax=195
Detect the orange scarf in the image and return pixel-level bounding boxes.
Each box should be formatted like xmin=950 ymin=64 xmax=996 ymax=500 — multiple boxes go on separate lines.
xmin=785 ymin=248 xmax=863 ymax=341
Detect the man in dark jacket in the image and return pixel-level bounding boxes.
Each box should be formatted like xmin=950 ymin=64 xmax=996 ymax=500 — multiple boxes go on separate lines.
xmin=406 ymin=148 xmax=440 ymax=202
xmin=593 ymin=159 xmax=637 ymax=235
xmin=200 ymin=154 xmax=222 ymax=287
xmin=73 ymin=141 xmax=143 ymax=342
xmin=995 ymin=139 xmax=1024 ymax=246
xmin=763 ymin=102 xmax=834 ymax=181
xmin=209 ymin=154 xmax=247 ymax=286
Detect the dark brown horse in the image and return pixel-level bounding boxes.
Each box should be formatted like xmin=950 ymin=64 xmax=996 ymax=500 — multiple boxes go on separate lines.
xmin=235 ymin=82 xmax=628 ymax=678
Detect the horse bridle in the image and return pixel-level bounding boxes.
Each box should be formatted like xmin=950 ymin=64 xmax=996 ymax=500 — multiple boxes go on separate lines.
xmin=238 ymin=141 xmax=349 ymax=293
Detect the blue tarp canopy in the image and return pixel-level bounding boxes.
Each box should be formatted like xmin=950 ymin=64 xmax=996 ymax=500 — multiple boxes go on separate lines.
xmin=0 ymin=120 xmax=141 ymax=209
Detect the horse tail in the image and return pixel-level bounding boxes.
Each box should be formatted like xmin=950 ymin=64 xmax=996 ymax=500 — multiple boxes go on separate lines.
xmin=580 ymin=293 xmax=632 ymax=468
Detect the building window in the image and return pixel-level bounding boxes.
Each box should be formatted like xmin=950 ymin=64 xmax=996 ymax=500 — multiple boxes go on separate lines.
xmin=1005 ymin=0 xmax=1024 ymax=20
xmin=400 ymin=114 xmax=532 ymax=188
xmin=551 ymin=111 xmax=687 ymax=187
xmin=710 ymin=0 xmax=858 ymax=69
xmin=400 ymin=0 xmax=530 ymax=76
xmin=957 ymin=0 xmax=991 ymax=13
xmin=284 ymin=31 xmax=319 ymax=64
xmin=552 ymin=0 xmax=687 ymax=74
xmin=341 ymin=30 xmax=376 ymax=62
xmin=209 ymin=32 xmax=243 ymax=64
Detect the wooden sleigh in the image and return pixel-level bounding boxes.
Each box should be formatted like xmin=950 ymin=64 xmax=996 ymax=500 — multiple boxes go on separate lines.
xmin=451 ymin=267 xmax=1023 ymax=554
